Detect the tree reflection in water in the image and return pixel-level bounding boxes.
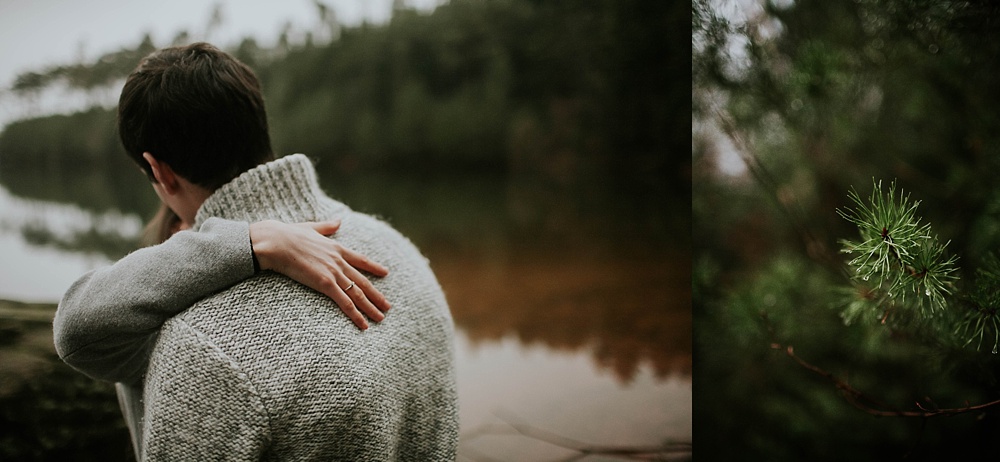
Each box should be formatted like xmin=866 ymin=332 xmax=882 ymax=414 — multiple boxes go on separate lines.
xmin=434 ymin=247 xmax=690 ymax=382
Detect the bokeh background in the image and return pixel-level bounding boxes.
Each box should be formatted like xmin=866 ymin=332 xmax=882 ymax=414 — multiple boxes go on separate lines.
xmin=695 ymin=0 xmax=1000 ymax=460
xmin=0 ymin=0 xmax=689 ymax=460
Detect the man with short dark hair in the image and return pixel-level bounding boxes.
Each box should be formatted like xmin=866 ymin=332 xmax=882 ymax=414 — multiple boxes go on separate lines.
xmin=63 ymin=42 xmax=458 ymax=460
xmin=118 ymin=42 xmax=274 ymax=191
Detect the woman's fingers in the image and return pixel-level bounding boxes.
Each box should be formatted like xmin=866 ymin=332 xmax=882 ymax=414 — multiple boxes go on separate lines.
xmin=254 ymin=218 xmax=392 ymax=330
xmin=348 ymin=265 xmax=391 ymax=313
xmin=304 ymin=220 xmax=341 ymax=236
xmin=341 ymin=246 xmax=389 ymax=278
xmin=327 ymin=276 xmax=368 ymax=330
xmin=345 ymin=281 xmax=384 ymax=323
xmin=341 ymin=264 xmax=391 ymax=316
xmin=295 ymin=243 xmax=389 ymax=329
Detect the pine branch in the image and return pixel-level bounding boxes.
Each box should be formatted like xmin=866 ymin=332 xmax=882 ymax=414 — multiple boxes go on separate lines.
xmin=838 ymin=180 xmax=1000 ymax=352
xmin=772 ymin=342 xmax=1000 ymax=418
xmin=838 ymin=179 xmax=957 ymax=320
xmin=955 ymin=253 xmax=1000 ymax=353
xmin=833 ymin=180 xmax=1000 ymax=353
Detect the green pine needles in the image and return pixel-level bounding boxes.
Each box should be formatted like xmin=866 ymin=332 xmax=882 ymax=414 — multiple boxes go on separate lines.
xmin=835 ymin=180 xmax=1000 ymax=352
xmin=838 ymin=180 xmax=957 ymax=315
xmin=957 ymin=254 xmax=1000 ymax=353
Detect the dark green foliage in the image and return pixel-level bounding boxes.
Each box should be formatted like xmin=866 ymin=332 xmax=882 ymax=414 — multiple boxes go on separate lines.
xmin=0 ymin=365 xmax=133 ymax=461
xmin=0 ymin=319 xmax=133 ymax=461
xmin=695 ymin=254 xmax=1000 ymax=461
xmin=11 ymin=35 xmax=155 ymax=97
xmin=956 ymin=254 xmax=1000 ymax=353
xmin=695 ymin=0 xmax=1000 ymax=458
xmin=0 ymin=0 xmax=678 ymax=185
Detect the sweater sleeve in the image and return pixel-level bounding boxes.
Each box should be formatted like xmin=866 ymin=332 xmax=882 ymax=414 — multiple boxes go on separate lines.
xmin=141 ymin=318 xmax=269 ymax=461
xmin=52 ymin=217 xmax=256 ymax=384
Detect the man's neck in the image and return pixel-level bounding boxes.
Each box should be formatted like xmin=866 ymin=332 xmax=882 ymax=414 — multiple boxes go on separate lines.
xmin=192 ymin=154 xmax=348 ymax=229
xmin=170 ymin=181 xmax=213 ymax=228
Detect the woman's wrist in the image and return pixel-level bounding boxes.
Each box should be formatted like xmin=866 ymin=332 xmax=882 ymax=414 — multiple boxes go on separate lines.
xmin=250 ymin=245 xmax=261 ymax=273
xmin=248 ymin=220 xmax=280 ymax=272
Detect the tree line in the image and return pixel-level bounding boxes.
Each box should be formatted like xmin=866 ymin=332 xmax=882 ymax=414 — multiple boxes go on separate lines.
xmin=1 ymin=0 xmax=681 ymax=188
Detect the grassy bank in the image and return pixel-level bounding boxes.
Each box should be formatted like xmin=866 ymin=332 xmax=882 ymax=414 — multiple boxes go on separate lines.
xmin=0 ymin=299 xmax=132 ymax=460
xmin=0 ymin=299 xmax=56 ymax=323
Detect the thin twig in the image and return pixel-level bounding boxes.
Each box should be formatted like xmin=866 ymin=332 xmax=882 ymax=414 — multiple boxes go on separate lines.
xmin=773 ymin=343 xmax=1000 ymax=418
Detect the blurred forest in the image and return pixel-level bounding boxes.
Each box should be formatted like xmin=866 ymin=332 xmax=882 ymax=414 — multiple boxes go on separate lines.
xmin=695 ymin=0 xmax=1000 ymax=460
xmin=0 ymin=0 xmax=686 ymax=214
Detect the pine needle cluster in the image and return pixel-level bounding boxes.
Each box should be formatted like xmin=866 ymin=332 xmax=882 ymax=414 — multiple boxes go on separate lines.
xmin=834 ymin=180 xmax=1000 ymax=352
xmin=837 ymin=181 xmax=1000 ymax=354
xmin=956 ymin=254 xmax=1000 ymax=353
xmin=838 ymin=180 xmax=957 ymax=317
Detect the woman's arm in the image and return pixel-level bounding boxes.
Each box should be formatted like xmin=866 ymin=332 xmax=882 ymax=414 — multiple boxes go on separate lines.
xmin=53 ymin=217 xmax=390 ymax=384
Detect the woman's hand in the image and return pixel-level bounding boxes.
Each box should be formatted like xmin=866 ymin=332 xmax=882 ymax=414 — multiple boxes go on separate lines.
xmin=249 ymin=219 xmax=391 ymax=330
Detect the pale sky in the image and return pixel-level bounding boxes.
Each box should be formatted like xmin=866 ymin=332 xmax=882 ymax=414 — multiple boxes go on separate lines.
xmin=0 ymin=0 xmax=440 ymax=128
xmin=0 ymin=0 xmax=440 ymax=90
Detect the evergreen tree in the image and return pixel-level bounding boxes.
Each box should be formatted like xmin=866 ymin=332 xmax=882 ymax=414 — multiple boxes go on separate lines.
xmin=695 ymin=0 xmax=1000 ymax=459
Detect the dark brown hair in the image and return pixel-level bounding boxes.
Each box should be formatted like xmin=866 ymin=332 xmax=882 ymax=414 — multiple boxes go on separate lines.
xmin=118 ymin=42 xmax=274 ymax=190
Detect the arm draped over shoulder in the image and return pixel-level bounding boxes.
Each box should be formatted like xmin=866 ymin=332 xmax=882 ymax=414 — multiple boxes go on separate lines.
xmin=52 ymin=217 xmax=256 ymax=384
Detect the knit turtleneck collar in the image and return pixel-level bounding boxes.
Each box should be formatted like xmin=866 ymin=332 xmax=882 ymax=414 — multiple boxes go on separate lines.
xmin=193 ymin=154 xmax=347 ymax=229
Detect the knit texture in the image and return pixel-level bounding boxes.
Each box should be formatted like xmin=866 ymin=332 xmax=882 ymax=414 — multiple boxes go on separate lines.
xmin=141 ymin=154 xmax=459 ymax=461
xmin=55 ymin=218 xmax=255 ymax=385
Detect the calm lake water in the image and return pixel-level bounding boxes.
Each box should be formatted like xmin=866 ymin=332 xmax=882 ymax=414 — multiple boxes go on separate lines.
xmin=0 ymin=162 xmax=690 ymax=461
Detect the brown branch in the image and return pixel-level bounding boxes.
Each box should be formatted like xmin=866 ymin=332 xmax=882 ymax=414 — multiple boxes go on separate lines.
xmin=773 ymin=343 xmax=1000 ymax=418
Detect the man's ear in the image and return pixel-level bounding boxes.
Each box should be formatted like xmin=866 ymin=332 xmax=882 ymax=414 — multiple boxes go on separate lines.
xmin=142 ymin=152 xmax=180 ymax=194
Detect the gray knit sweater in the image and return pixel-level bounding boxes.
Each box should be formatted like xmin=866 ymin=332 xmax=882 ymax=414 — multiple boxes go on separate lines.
xmin=56 ymin=215 xmax=259 ymax=459
xmin=72 ymin=155 xmax=457 ymax=460
xmin=55 ymin=218 xmax=256 ymax=385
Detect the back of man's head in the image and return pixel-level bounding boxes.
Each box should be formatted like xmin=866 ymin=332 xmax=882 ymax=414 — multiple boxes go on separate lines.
xmin=118 ymin=42 xmax=274 ymax=190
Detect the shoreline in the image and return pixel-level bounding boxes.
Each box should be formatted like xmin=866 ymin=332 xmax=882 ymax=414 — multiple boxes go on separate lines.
xmin=0 ymin=298 xmax=56 ymax=323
